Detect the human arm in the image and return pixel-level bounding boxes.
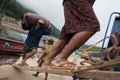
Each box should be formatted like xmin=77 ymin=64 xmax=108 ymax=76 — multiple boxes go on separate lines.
xmin=21 ymin=14 xmax=32 ymax=30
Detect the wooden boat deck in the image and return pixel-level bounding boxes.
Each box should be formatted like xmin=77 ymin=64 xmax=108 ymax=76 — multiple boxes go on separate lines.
xmin=13 ymin=64 xmax=120 ymax=80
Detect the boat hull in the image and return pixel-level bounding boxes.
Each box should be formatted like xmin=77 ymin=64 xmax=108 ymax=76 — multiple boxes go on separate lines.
xmin=0 ymin=38 xmax=24 ymax=54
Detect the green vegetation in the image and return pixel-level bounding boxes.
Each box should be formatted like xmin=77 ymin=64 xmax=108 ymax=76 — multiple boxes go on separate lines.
xmin=0 ymin=0 xmax=32 ymax=20
xmin=0 ymin=0 xmax=60 ymax=38
xmin=50 ymin=24 xmax=60 ymax=38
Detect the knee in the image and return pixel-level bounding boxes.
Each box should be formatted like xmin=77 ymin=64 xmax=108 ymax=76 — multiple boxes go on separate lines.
xmin=32 ymin=49 xmax=37 ymax=54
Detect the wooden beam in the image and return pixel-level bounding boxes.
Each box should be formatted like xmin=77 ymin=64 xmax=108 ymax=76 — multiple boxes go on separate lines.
xmin=77 ymin=70 xmax=120 ymax=80
xmin=13 ymin=64 xmax=72 ymax=76
xmin=74 ymin=58 xmax=120 ymax=72
xmin=13 ymin=64 xmax=120 ymax=80
xmin=0 ymin=76 xmax=8 ymax=80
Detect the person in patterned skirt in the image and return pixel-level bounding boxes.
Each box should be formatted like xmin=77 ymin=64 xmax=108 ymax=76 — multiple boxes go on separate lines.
xmin=42 ymin=0 xmax=100 ymax=68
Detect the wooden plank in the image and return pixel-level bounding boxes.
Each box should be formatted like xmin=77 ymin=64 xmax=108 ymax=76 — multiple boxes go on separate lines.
xmin=0 ymin=76 xmax=8 ymax=80
xmin=13 ymin=64 xmax=120 ymax=80
xmin=77 ymin=70 xmax=120 ymax=80
xmin=13 ymin=64 xmax=72 ymax=76
xmin=74 ymin=58 xmax=120 ymax=72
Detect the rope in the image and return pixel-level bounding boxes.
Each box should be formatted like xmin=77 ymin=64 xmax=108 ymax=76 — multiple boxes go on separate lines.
xmin=79 ymin=36 xmax=109 ymax=55
xmin=72 ymin=58 xmax=120 ymax=73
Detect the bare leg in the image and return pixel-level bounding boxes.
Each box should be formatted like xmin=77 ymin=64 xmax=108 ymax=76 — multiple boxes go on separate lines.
xmin=44 ymin=73 xmax=48 ymax=80
xmin=42 ymin=31 xmax=95 ymax=67
xmin=22 ymin=51 xmax=26 ymax=59
xmin=58 ymin=31 xmax=95 ymax=59
xmin=42 ymin=39 xmax=68 ymax=67
xmin=33 ymin=59 xmax=44 ymax=77
xmin=20 ymin=49 xmax=37 ymax=65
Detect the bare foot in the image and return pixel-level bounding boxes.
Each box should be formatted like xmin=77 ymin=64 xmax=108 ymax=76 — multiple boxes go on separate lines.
xmin=50 ymin=58 xmax=77 ymax=70
xmin=18 ymin=61 xmax=28 ymax=66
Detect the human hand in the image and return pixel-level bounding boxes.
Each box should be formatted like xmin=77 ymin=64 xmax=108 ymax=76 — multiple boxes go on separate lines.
xmin=102 ymin=45 xmax=118 ymax=60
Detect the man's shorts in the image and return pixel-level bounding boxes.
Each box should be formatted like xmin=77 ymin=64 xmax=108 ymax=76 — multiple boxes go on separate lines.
xmin=23 ymin=45 xmax=37 ymax=53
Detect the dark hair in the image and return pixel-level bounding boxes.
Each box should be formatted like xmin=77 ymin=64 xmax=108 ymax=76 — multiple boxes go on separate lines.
xmin=38 ymin=22 xmax=44 ymax=26
xmin=43 ymin=39 xmax=46 ymax=43
xmin=48 ymin=39 xmax=54 ymax=45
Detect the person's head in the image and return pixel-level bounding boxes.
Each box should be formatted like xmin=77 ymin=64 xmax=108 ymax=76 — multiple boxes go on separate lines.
xmin=36 ymin=19 xmax=45 ymax=28
xmin=43 ymin=39 xmax=46 ymax=44
xmin=48 ymin=39 xmax=54 ymax=45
